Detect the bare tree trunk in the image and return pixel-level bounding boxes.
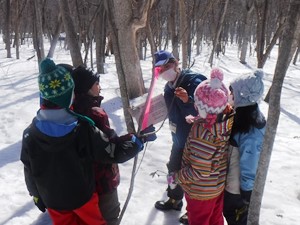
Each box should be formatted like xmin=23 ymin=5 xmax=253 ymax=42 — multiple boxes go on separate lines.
xmin=178 ymin=0 xmax=188 ymax=68
xmin=292 ymin=37 xmax=300 ymax=65
xmin=32 ymin=0 xmax=45 ymax=64
xmin=104 ymin=0 xmax=151 ymax=102
xmin=47 ymin=17 xmax=62 ymax=58
xmin=248 ymin=1 xmax=300 ymax=224
xmin=264 ymin=18 xmax=293 ymax=102
xmin=104 ymin=2 xmax=153 ymax=225
xmin=240 ymin=3 xmax=254 ymax=64
xmin=145 ymin=12 xmax=157 ymax=61
xmin=255 ymin=0 xmax=269 ymax=68
xmin=170 ymin=0 xmax=179 ymax=59
xmin=5 ymin=0 xmax=12 ymax=58
xmin=95 ymin=4 xmax=107 ymax=74
xmin=195 ymin=19 xmax=203 ymax=56
xmin=58 ymin=0 xmax=83 ymax=67
xmin=90 ymin=40 xmax=93 ymax=68
xmin=13 ymin=0 xmax=29 ymax=59
xmin=13 ymin=0 xmax=21 ymax=59
xmin=293 ymin=46 xmax=300 ymax=65
xmin=104 ymin=0 xmax=153 ymax=133
xmin=208 ymin=0 xmax=230 ymax=67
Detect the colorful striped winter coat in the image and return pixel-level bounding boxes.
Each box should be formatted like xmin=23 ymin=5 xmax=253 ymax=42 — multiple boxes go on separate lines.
xmin=176 ymin=112 xmax=234 ymax=200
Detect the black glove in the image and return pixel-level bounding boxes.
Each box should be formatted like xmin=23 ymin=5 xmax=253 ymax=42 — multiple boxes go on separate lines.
xmin=240 ymin=189 xmax=252 ymax=204
xmin=139 ymin=124 xmax=157 ymax=142
xmin=33 ymin=196 xmax=46 ymax=213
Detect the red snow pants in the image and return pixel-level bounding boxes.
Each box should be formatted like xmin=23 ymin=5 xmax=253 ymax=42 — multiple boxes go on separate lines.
xmin=185 ymin=192 xmax=224 ymax=225
xmin=48 ymin=192 xmax=106 ymax=225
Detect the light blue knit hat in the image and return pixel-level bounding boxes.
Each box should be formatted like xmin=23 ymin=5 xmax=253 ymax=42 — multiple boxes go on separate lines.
xmin=230 ymin=70 xmax=264 ymax=108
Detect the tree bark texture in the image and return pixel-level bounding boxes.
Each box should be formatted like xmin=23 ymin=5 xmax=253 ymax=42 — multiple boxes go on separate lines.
xmin=209 ymin=0 xmax=230 ymax=67
xmin=247 ymin=1 xmax=300 ymax=224
xmin=95 ymin=4 xmax=107 ymax=74
xmin=58 ymin=0 xmax=83 ymax=67
xmin=178 ymin=0 xmax=188 ymax=68
xmin=32 ymin=0 xmax=45 ymax=64
xmin=5 ymin=0 xmax=12 ymax=58
xmin=240 ymin=3 xmax=254 ymax=64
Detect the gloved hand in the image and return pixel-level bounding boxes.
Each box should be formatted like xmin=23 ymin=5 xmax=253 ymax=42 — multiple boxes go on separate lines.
xmin=167 ymin=172 xmax=177 ymax=190
xmin=139 ymin=124 xmax=157 ymax=142
xmin=131 ymin=135 xmax=144 ymax=152
xmin=240 ymin=189 xmax=252 ymax=204
xmin=112 ymin=133 xmax=133 ymax=143
xmin=33 ymin=196 xmax=46 ymax=213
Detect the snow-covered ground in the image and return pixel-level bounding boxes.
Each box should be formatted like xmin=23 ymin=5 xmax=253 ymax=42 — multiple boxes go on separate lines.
xmin=0 ymin=39 xmax=300 ymax=225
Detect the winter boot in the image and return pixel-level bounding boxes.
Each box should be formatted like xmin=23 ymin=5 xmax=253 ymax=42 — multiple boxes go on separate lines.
xmin=179 ymin=212 xmax=189 ymax=224
xmin=155 ymin=198 xmax=183 ymax=211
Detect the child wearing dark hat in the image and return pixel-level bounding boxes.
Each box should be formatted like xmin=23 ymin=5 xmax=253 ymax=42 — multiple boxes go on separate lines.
xmin=223 ymin=70 xmax=266 ymax=225
xmin=20 ymin=58 xmax=145 ymax=225
xmin=71 ymin=65 xmax=156 ymax=225
xmin=169 ymin=68 xmax=234 ymax=225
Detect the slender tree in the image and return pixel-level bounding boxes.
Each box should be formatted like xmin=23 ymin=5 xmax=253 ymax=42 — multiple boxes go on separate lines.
xmin=178 ymin=0 xmax=188 ymax=68
xmin=5 ymin=0 xmax=11 ymax=58
xmin=247 ymin=1 xmax=300 ymax=224
xmin=58 ymin=0 xmax=83 ymax=67
xmin=239 ymin=1 xmax=255 ymax=64
xmin=47 ymin=16 xmax=62 ymax=58
xmin=95 ymin=2 xmax=107 ymax=73
xmin=32 ymin=0 xmax=45 ymax=64
xmin=208 ymin=0 xmax=230 ymax=67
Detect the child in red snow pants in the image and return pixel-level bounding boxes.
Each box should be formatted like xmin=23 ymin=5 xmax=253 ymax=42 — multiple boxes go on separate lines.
xmin=48 ymin=193 xmax=106 ymax=225
xmin=185 ymin=192 xmax=224 ymax=225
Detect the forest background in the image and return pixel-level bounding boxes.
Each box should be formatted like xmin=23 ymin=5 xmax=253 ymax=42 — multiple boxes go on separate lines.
xmin=1 ymin=0 xmax=300 ymax=225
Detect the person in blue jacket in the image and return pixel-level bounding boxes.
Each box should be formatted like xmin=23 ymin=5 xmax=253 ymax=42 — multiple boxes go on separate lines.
xmin=224 ymin=70 xmax=266 ymax=225
xmin=153 ymin=50 xmax=207 ymax=224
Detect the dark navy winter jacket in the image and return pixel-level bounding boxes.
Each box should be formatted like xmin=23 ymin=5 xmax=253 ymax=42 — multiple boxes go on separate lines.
xmin=164 ymin=69 xmax=207 ymax=149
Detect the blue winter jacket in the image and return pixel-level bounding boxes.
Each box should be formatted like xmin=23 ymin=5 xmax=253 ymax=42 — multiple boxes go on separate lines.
xmin=164 ymin=69 xmax=207 ymax=149
xmin=233 ymin=126 xmax=265 ymax=191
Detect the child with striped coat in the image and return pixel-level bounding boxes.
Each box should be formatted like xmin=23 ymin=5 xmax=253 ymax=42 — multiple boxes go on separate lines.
xmin=170 ymin=68 xmax=234 ymax=225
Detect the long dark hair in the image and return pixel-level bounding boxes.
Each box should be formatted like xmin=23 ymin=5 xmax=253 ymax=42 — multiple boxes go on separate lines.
xmin=231 ymin=103 xmax=266 ymax=136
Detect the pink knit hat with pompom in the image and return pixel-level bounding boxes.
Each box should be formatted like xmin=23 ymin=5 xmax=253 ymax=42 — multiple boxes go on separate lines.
xmin=194 ymin=68 xmax=228 ymax=118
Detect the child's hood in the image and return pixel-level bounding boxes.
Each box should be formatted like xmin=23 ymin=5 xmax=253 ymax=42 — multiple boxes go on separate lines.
xmin=35 ymin=109 xmax=78 ymax=137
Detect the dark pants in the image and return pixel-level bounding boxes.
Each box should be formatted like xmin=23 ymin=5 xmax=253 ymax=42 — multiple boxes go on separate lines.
xmin=166 ymin=142 xmax=184 ymax=200
xmin=98 ymin=189 xmax=120 ymax=225
xmin=223 ymin=190 xmax=248 ymax=225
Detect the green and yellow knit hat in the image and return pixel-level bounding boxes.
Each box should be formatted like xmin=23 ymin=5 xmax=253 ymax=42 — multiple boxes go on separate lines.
xmin=38 ymin=58 xmax=74 ymax=108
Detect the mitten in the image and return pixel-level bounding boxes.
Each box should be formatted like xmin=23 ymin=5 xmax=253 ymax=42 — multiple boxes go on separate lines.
xmin=139 ymin=124 xmax=157 ymax=142
xmin=33 ymin=196 xmax=46 ymax=213
xmin=167 ymin=173 xmax=177 ymax=190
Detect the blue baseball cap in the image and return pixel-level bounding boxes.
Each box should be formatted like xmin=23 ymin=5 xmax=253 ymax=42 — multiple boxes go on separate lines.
xmin=154 ymin=50 xmax=176 ymax=67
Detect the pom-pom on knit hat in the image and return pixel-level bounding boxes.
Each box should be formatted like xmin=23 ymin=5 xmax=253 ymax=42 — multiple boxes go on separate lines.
xmin=194 ymin=68 xmax=228 ymax=119
xmin=230 ymin=69 xmax=264 ymax=108
xmin=71 ymin=65 xmax=100 ymax=95
xmin=38 ymin=58 xmax=74 ymax=109
xmin=154 ymin=50 xmax=176 ymax=67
